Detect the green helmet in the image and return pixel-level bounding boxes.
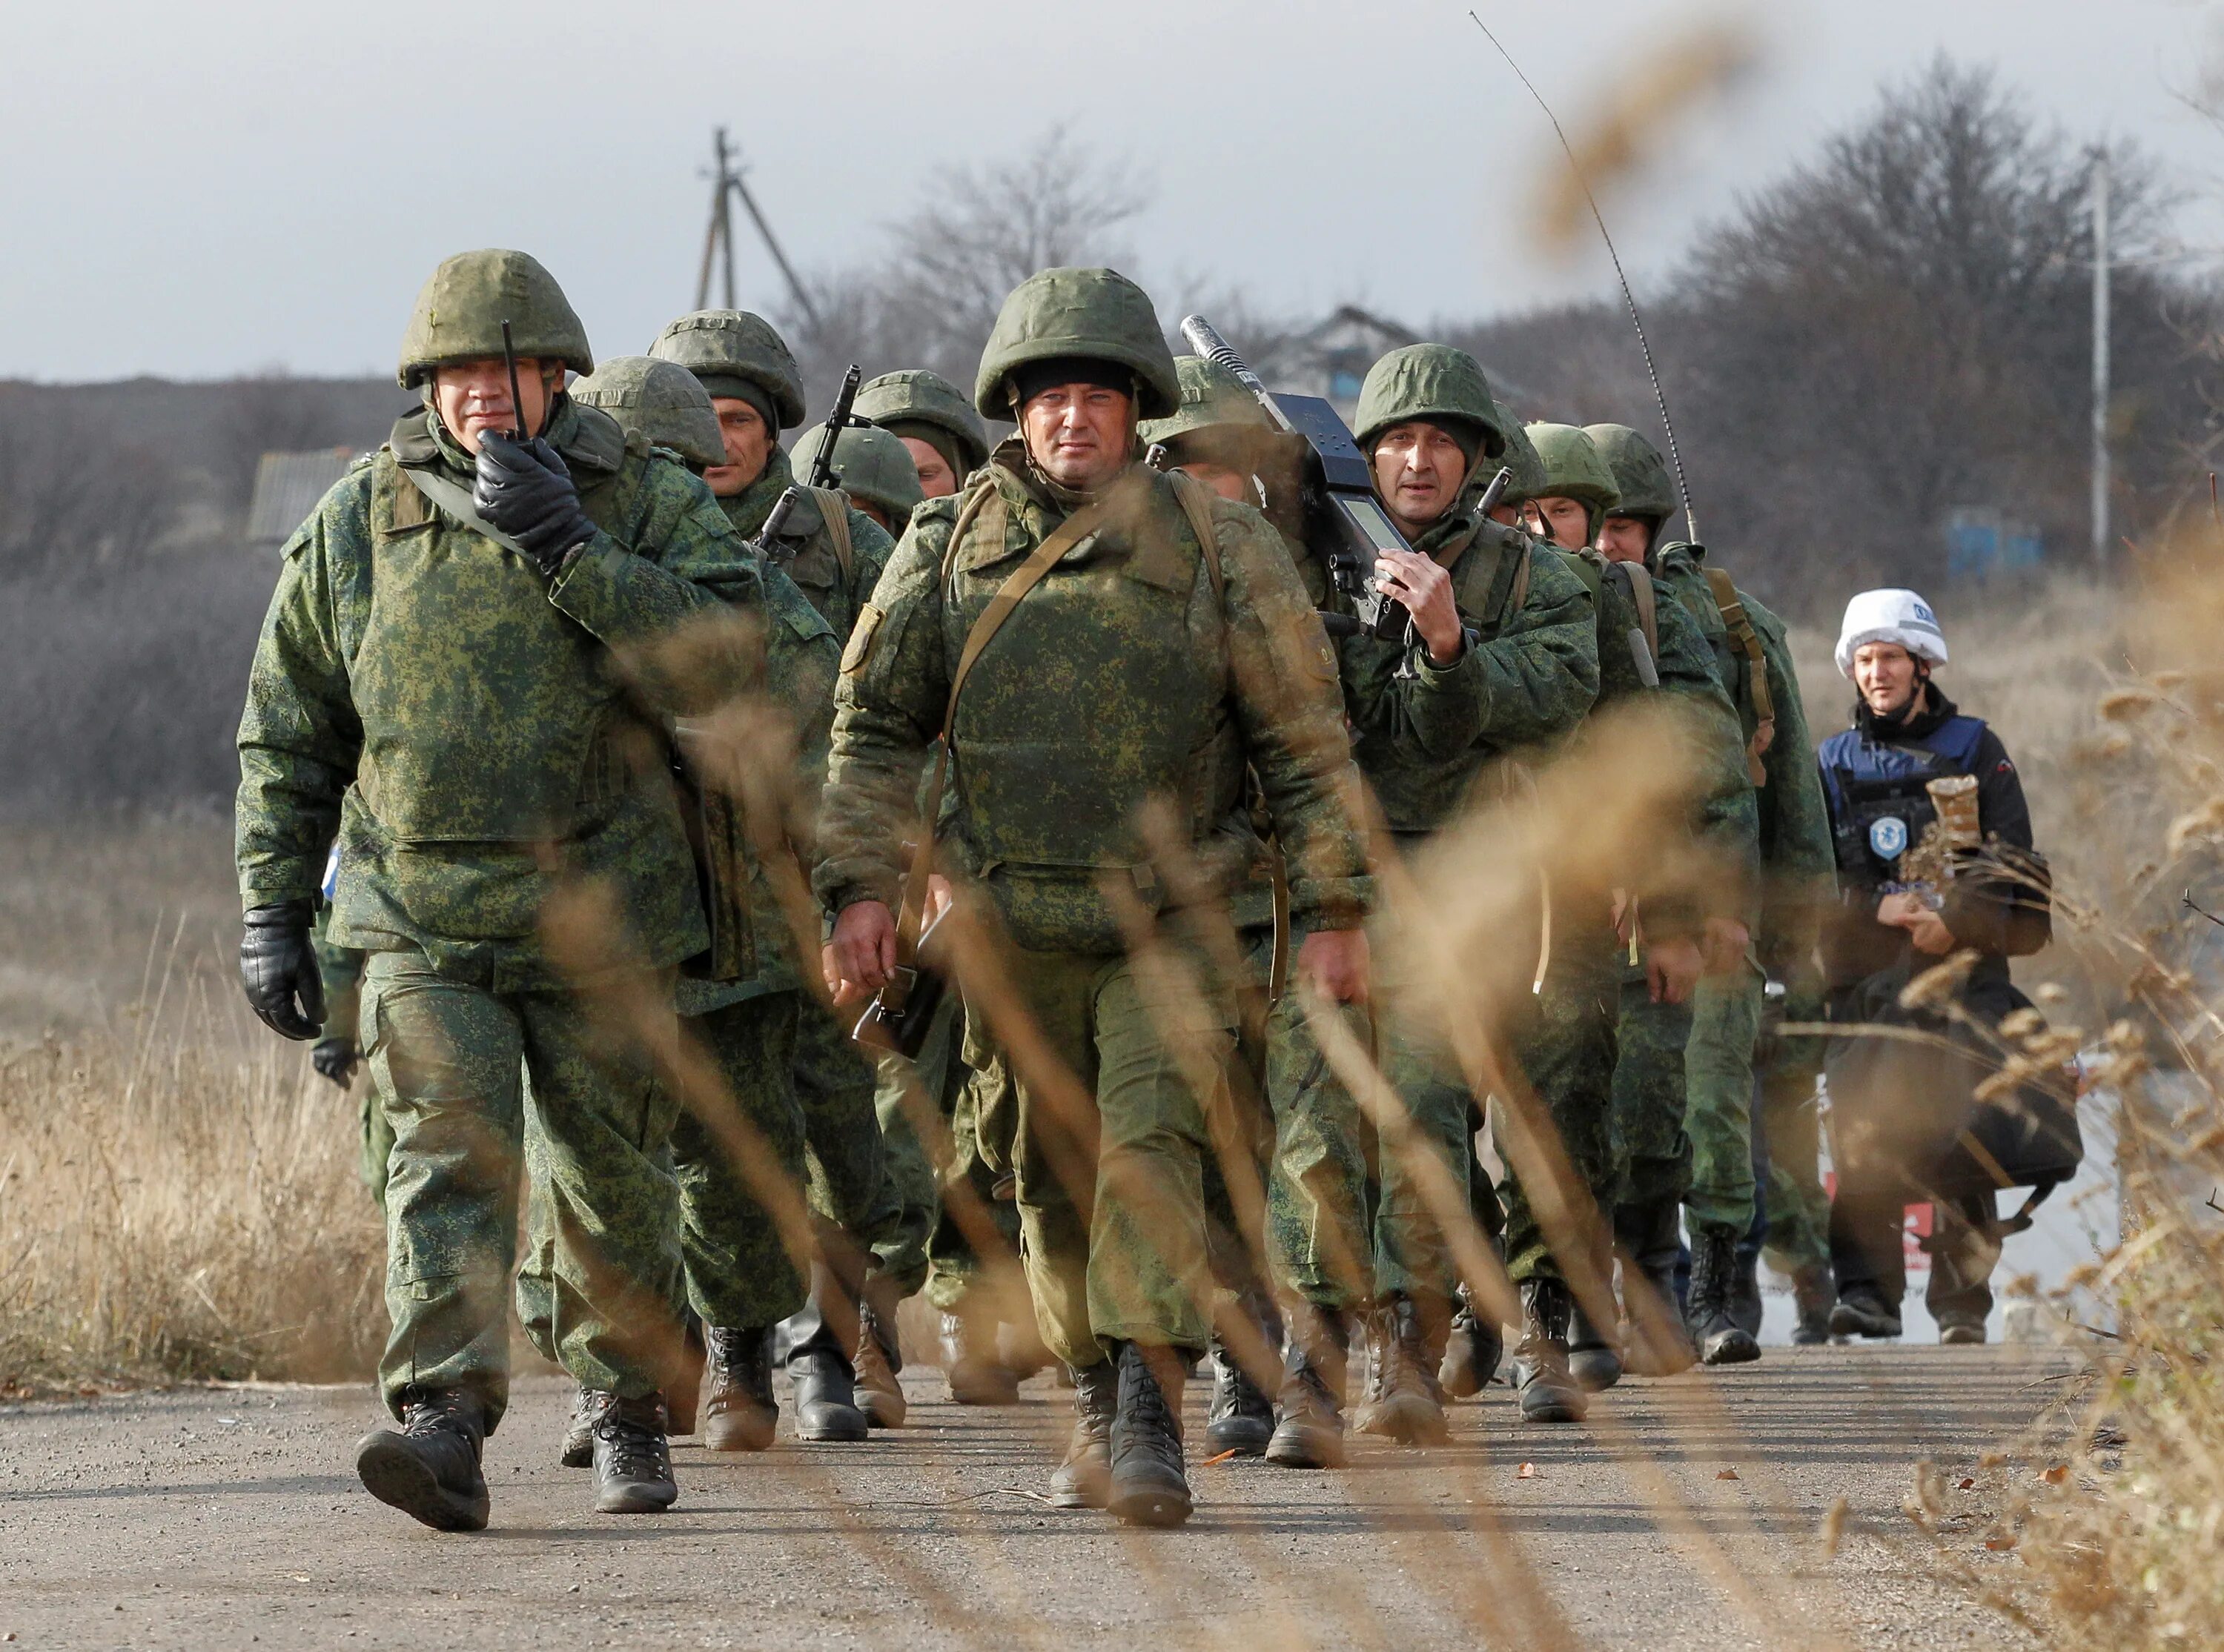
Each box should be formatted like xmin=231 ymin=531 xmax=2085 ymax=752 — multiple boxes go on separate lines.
xmin=1352 ymin=343 xmax=1502 ymax=457
xmin=789 ymin=422 xmax=924 ymax=523
xmin=1525 ymin=423 xmax=1621 ymax=515
xmin=397 ymin=248 xmax=592 ymax=389
xmin=648 ymin=310 xmax=807 ymax=430
xmin=1583 ymin=424 xmax=1676 ymax=524
xmin=570 ymin=356 xmax=725 ymax=471
xmin=1139 ymin=354 xmax=1277 ymax=446
xmin=853 ymin=369 xmax=990 ymax=476
xmin=1489 ymin=405 xmax=1546 ymax=505
xmin=973 ymin=267 xmax=1179 ymax=421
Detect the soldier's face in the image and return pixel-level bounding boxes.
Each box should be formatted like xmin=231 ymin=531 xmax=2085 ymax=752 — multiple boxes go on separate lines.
xmin=432 ymin=357 xmax=560 ymax=453
xmin=1371 ymin=422 xmax=1468 ymax=534
xmin=1853 ymin=643 xmax=1921 ymax=717
xmin=1020 ymin=384 xmax=1132 ymax=493
xmin=704 ymin=397 xmax=775 ymax=497
xmin=854 ymin=500 xmax=894 ymax=532
xmin=1176 ymin=460 xmax=1251 ymax=505
xmin=1527 ymin=494 xmax=1591 ymax=551
xmin=1596 ymin=515 xmax=1652 ymax=563
xmin=898 ymin=437 xmax=959 ymax=499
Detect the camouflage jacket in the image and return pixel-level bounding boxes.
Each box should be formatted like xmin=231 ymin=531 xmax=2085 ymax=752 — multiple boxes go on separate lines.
xmin=1340 ymin=509 xmax=1599 ymax=836
xmin=235 ymin=397 xmax=760 ymax=986
xmin=816 ymin=449 xmax=1372 ymax=952
xmin=1654 ymin=540 xmax=1835 ymax=966
xmin=720 ymin=448 xmax=896 ymax=642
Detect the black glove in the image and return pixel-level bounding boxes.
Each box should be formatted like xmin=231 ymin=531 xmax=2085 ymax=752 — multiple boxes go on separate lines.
xmin=311 ymin=1037 xmax=359 ymax=1087
xmin=472 ymin=433 xmax=595 ymax=575
xmin=239 ymin=900 xmax=324 ymax=1041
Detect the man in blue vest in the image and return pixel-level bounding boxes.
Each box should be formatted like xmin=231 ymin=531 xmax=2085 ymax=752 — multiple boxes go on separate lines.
xmin=1816 ymin=590 xmax=2051 ymax=1342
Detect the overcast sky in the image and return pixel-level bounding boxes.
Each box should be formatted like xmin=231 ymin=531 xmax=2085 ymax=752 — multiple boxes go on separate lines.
xmin=5 ymin=0 xmax=2218 ymax=382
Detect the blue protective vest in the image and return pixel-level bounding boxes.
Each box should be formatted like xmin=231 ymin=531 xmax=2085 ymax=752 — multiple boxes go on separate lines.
xmin=1818 ymin=714 xmax=1988 ymax=896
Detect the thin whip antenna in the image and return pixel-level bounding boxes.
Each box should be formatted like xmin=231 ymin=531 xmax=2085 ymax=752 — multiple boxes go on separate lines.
xmin=1468 ymin=10 xmax=1698 ymax=545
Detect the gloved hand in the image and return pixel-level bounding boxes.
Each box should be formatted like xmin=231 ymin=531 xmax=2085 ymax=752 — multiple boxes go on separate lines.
xmin=472 ymin=433 xmax=594 ymax=575
xmin=311 ymin=1036 xmax=359 ymax=1087
xmin=239 ymin=900 xmax=324 ymax=1041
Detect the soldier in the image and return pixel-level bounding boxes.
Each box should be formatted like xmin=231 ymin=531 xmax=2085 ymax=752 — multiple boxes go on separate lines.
xmin=818 ymin=268 xmax=1372 ymax=1527
xmin=310 ymin=904 xmax=380 ymax=1204
xmin=1307 ymin=349 xmax=1600 ymax=1455
xmin=855 ymin=368 xmax=991 ymax=500
xmin=1500 ymin=422 xmax=1752 ymax=1415
xmin=236 ymin=249 xmax=758 ymax=1527
xmin=1589 ymin=422 xmax=1836 ymax=1361
xmin=790 ymin=421 xmax=926 ymax=536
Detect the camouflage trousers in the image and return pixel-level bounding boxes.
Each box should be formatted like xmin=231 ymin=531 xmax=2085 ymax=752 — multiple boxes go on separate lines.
xmin=1609 ymin=966 xmax=1694 ymax=1215
xmin=360 ymin=1083 xmax=395 ymax=1213
xmin=921 ymin=1006 xmax=1027 ymax=1316
xmin=975 ymin=941 xmax=1234 ymax=1367
xmin=869 ymin=1022 xmax=943 ymax=1301
xmin=795 ymin=992 xmax=896 ymax=1248
xmin=362 ymin=949 xmax=682 ymax=1433
xmin=1757 ymin=1054 xmax=1830 ymax=1273
xmin=1681 ymin=958 xmax=1764 ymax=1235
xmin=1500 ymin=924 xmax=1619 ymax=1288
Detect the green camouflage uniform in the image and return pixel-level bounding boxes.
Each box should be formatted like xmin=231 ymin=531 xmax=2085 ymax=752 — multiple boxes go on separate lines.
xmin=236 ymin=256 xmax=757 ymax=1429
xmin=817 ymin=273 xmax=1371 ymax=1364
xmin=313 ymin=915 xmax=382 ymax=1204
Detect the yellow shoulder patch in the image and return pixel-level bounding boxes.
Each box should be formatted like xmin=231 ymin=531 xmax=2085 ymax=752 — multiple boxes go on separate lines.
xmin=841 ymin=604 xmax=885 ymax=676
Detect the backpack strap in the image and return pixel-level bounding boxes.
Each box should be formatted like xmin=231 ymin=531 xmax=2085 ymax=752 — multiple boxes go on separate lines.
xmin=1703 ymin=566 xmax=1776 ymax=786
xmin=1622 ymin=559 xmax=1660 ymax=665
xmin=807 ymin=485 xmax=855 ymax=591
xmin=1165 ymin=470 xmax=1227 ymax=608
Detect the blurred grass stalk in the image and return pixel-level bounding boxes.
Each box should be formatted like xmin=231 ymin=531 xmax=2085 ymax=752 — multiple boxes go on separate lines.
xmin=0 ymin=941 xmax=382 ymax=1396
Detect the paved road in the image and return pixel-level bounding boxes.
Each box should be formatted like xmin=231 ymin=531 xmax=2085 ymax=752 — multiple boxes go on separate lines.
xmin=1 ymin=1347 xmax=2061 ymax=1651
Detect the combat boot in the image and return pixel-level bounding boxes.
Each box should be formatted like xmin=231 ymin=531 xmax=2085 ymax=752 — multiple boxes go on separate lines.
xmin=854 ymin=1278 xmax=907 ymax=1429
xmin=1204 ymin=1338 xmax=1274 ymax=1456
xmin=786 ymin=1267 xmax=869 ymax=1442
xmin=1729 ymin=1232 xmax=1765 ymax=1338
xmin=1790 ymin=1265 xmax=1833 ymax=1345
xmin=1048 ymin=1359 xmax=1118 ymax=1508
xmin=1567 ymin=1298 xmax=1624 ymax=1392
xmin=1512 ymin=1280 xmax=1588 ymax=1424
xmin=1266 ymin=1302 xmax=1349 ymax=1470
xmin=1828 ymin=1284 xmax=1902 ymax=1340
xmin=560 ymin=1383 xmax=612 ymax=1469
xmin=998 ymin=1316 xmax=1053 ymax=1382
xmin=1354 ymin=1293 xmax=1451 ymax=1446
xmin=592 ymin=1393 xmax=678 ymax=1514
xmin=354 ymin=1387 xmax=489 ymax=1532
xmin=941 ymin=1307 xmax=1019 ymax=1405
xmin=1619 ymin=1200 xmax=1695 ymax=1377
xmin=701 ymin=1324 xmax=778 ymax=1452
xmin=1686 ymin=1225 xmax=1761 ymax=1365
xmin=1108 ymin=1341 xmax=1191 ymax=1528
xmin=1440 ymin=1283 xmax=1503 ymax=1400
xmin=666 ymin=1318 xmax=704 ymax=1439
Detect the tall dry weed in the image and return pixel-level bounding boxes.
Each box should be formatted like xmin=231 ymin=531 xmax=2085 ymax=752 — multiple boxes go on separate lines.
xmin=0 ymin=939 xmax=383 ymax=1396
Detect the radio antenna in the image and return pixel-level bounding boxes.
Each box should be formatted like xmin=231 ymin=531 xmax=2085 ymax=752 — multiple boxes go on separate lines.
xmin=1469 ymin=10 xmax=1698 ymax=544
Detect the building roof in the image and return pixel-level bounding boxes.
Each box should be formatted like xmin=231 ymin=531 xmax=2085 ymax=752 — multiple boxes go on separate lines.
xmin=246 ymin=448 xmax=357 ymax=545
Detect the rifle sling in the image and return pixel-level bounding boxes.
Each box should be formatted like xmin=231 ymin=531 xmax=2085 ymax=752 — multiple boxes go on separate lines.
xmin=1704 ymin=566 xmax=1775 ymax=786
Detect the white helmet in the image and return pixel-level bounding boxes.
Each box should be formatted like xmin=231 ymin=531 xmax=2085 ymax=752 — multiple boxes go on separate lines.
xmin=1836 ymin=588 xmax=1948 ymax=679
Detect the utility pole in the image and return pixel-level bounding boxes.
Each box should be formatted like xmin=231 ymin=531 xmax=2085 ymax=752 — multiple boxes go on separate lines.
xmin=694 ymin=125 xmax=821 ymax=330
xmin=2091 ymin=146 xmax=2111 ymax=570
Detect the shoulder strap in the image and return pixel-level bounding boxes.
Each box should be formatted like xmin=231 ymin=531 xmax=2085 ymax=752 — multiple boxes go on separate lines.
xmin=1506 ymin=541 xmax=1533 ymax=623
xmin=1165 ymin=471 xmax=1225 ymax=609
xmin=808 ymin=486 xmax=855 ymax=588
xmin=1622 ymin=559 xmax=1660 ymax=666
xmin=883 ymin=493 xmax=1111 ymax=1007
xmin=1703 ymin=566 xmax=1776 ymax=786
xmin=397 ymin=463 xmax=529 ymax=557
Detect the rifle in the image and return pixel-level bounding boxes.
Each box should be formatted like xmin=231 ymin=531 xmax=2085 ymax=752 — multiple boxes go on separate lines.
xmin=755 ymin=362 xmax=864 ymax=559
xmin=1177 ymin=314 xmax=1414 ymax=641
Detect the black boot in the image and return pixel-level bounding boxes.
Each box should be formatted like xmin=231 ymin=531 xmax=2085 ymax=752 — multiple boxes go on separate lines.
xmin=560 ymin=1384 xmax=611 ymax=1469
xmin=1204 ymin=1338 xmax=1274 ymax=1457
xmin=1512 ymin=1281 xmax=1587 ymax=1424
xmin=1048 ymin=1359 xmax=1118 ymax=1508
xmin=1618 ymin=1201 xmax=1695 ymax=1377
xmin=1567 ymin=1298 xmax=1624 ymax=1392
xmin=1108 ymin=1341 xmax=1191 ymax=1528
xmin=666 ymin=1319 xmax=704 ymax=1439
xmin=1729 ymin=1230 xmax=1765 ymax=1338
xmin=1686 ymin=1225 xmax=1761 ymax=1365
xmin=1353 ymin=1293 xmax=1450 ymax=1445
xmin=701 ymin=1324 xmax=778 ymax=1452
xmin=786 ymin=1266 xmax=868 ymax=1442
xmin=1790 ymin=1264 xmax=1833 ymax=1345
xmin=1440 ymin=1284 xmax=1503 ymax=1400
xmin=854 ymin=1278 xmax=907 ymax=1430
xmin=355 ymin=1387 xmax=489 ymax=1531
xmin=941 ymin=1306 xmax=1019 ymax=1405
xmin=1267 ymin=1302 xmax=1349 ymax=1470
xmin=592 ymin=1393 xmax=678 ymax=1514
xmin=1829 ymin=1283 xmax=1903 ymax=1339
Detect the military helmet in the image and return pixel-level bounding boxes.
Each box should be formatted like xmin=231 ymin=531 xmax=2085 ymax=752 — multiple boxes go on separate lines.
xmin=648 ymin=310 xmax=807 ymax=430
xmin=1525 ymin=423 xmax=1621 ymax=514
xmin=397 ymin=249 xmax=592 ymax=388
xmin=1139 ymin=354 xmax=1278 ymax=447
xmin=973 ymin=267 xmax=1179 ymax=421
xmin=1353 ymin=343 xmax=1503 ymax=457
xmin=570 ymin=356 xmax=726 ymax=471
xmin=1583 ymin=424 xmax=1677 ymax=525
xmin=789 ymin=422 xmax=925 ymax=523
xmin=853 ymin=369 xmax=990 ymax=475
xmin=1489 ymin=405 xmax=1547 ymax=505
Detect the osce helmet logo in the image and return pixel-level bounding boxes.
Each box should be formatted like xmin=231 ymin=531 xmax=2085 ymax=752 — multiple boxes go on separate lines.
xmin=1869 ymin=815 xmax=1909 ymax=860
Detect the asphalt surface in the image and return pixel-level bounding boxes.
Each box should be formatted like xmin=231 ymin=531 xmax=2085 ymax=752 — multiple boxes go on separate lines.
xmin=1 ymin=1345 xmax=2065 ymax=1651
